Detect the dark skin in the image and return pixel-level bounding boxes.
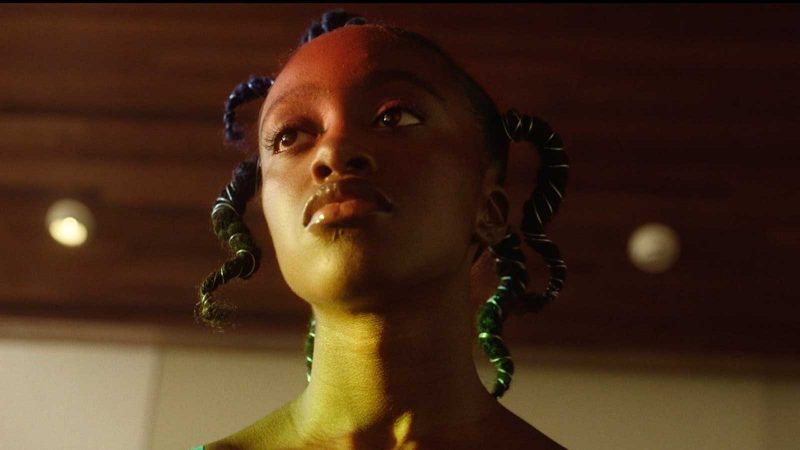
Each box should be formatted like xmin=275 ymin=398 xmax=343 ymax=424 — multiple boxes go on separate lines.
xmin=207 ymin=25 xmax=565 ymax=450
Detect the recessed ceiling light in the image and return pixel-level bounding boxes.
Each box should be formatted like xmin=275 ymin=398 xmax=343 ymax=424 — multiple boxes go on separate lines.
xmin=46 ymin=199 xmax=95 ymax=247
xmin=628 ymin=222 xmax=680 ymax=273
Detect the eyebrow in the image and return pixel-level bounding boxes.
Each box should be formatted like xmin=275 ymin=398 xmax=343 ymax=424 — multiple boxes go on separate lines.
xmin=260 ymin=69 xmax=445 ymax=127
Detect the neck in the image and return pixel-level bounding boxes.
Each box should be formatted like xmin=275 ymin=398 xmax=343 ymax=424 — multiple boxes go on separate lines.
xmin=290 ymin=268 xmax=496 ymax=446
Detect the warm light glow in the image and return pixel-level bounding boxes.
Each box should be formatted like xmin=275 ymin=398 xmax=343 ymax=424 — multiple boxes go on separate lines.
xmin=46 ymin=199 xmax=95 ymax=247
xmin=628 ymin=222 xmax=680 ymax=273
xmin=49 ymin=216 xmax=88 ymax=247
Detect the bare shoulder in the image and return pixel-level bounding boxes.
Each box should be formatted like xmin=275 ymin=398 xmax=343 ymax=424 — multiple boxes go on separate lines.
xmin=204 ymin=401 xmax=297 ymax=450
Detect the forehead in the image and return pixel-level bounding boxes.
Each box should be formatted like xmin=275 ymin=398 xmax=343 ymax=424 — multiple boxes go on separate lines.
xmin=266 ymin=25 xmax=459 ymax=104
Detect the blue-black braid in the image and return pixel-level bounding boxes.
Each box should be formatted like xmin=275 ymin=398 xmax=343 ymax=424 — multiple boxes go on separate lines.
xmin=224 ymin=76 xmax=273 ymax=142
xmin=300 ymin=9 xmax=367 ymax=45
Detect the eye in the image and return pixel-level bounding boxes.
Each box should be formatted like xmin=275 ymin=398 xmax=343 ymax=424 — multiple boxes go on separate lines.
xmin=280 ymin=130 xmax=298 ymax=147
xmin=375 ymin=106 xmax=422 ymax=128
xmin=266 ymin=127 xmax=314 ymax=154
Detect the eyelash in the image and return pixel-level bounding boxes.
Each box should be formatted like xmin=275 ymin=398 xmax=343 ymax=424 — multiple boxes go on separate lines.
xmin=375 ymin=102 xmax=425 ymax=127
xmin=263 ymin=122 xmax=303 ymax=155
xmin=264 ymin=103 xmax=424 ymax=155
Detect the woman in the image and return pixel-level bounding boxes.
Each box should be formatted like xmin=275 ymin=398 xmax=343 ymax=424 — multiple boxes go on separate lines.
xmin=194 ymin=10 xmax=568 ymax=450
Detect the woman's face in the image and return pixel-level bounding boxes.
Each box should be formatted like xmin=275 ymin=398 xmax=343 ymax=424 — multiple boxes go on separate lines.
xmin=259 ymin=25 xmax=504 ymax=309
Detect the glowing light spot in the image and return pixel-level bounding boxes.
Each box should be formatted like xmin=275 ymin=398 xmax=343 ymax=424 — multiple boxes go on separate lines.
xmin=46 ymin=199 xmax=95 ymax=247
xmin=628 ymin=222 xmax=680 ymax=273
xmin=48 ymin=217 xmax=88 ymax=246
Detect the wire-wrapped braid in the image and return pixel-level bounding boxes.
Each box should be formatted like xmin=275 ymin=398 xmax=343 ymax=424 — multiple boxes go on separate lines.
xmin=195 ymin=155 xmax=262 ymax=331
xmin=503 ymin=110 xmax=569 ymax=312
xmin=477 ymin=111 xmax=569 ymax=398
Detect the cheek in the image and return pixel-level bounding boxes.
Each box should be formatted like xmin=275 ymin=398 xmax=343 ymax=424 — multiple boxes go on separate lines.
xmin=419 ymin=132 xmax=483 ymax=213
xmin=260 ymin=172 xmax=305 ymax=272
xmin=422 ymin=157 xmax=480 ymax=229
xmin=393 ymin=142 xmax=483 ymax=265
xmin=260 ymin=157 xmax=309 ymax=230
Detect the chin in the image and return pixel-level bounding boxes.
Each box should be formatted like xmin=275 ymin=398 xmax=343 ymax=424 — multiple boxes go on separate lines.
xmin=283 ymin=239 xmax=399 ymax=307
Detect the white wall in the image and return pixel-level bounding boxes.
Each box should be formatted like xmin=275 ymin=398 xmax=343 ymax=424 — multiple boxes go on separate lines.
xmin=504 ymin=365 xmax=765 ymax=450
xmin=149 ymin=346 xmax=307 ymax=450
xmin=1 ymin=335 xmax=798 ymax=450
xmin=0 ymin=339 xmax=160 ymax=450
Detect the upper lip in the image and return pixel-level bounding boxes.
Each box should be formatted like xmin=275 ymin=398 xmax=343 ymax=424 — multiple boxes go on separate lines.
xmin=302 ymin=177 xmax=394 ymax=227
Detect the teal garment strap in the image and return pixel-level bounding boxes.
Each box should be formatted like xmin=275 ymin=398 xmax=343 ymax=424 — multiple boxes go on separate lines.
xmin=190 ymin=446 xmax=204 ymax=450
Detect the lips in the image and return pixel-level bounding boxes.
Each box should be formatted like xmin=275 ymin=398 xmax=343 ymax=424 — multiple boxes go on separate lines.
xmin=302 ymin=177 xmax=394 ymax=228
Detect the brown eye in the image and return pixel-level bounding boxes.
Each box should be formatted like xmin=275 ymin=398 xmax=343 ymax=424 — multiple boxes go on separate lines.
xmin=380 ymin=110 xmax=402 ymax=127
xmin=268 ymin=127 xmax=314 ymax=155
xmin=376 ymin=107 xmax=422 ymax=128
xmin=279 ymin=130 xmax=298 ymax=148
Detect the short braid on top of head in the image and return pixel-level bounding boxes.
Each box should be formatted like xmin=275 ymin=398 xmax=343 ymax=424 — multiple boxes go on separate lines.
xmin=477 ymin=111 xmax=569 ymax=398
xmin=223 ymin=76 xmax=273 ymax=142
xmin=194 ymin=75 xmax=273 ymax=332
xmin=299 ymin=9 xmax=368 ymax=45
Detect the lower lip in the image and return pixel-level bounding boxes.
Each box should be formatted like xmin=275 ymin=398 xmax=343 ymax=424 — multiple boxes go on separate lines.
xmin=306 ymin=199 xmax=390 ymax=232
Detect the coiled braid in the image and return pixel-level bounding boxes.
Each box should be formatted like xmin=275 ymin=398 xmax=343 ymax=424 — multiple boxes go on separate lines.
xmin=477 ymin=111 xmax=569 ymax=397
xmin=194 ymin=75 xmax=273 ymax=331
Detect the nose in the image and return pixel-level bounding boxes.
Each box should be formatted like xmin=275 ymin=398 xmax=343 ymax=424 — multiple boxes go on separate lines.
xmin=310 ymin=131 xmax=377 ymax=182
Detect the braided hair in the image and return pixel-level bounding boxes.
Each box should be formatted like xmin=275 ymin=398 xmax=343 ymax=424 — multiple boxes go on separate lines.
xmin=195 ymin=10 xmax=569 ymax=399
xmin=194 ymin=76 xmax=271 ymax=331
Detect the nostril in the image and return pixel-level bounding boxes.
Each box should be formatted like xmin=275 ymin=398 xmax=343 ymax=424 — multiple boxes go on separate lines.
xmin=313 ymin=153 xmax=374 ymax=180
xmin=315 ymin=165 xmax=333 ymax=179
xmin=349 ymin=157 xmax=369 ymax=171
